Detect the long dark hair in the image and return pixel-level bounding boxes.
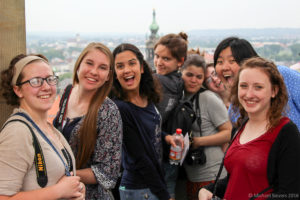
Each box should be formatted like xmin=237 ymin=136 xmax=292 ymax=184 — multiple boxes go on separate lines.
xmin=111 ymin=43 xmax=161 ymax=104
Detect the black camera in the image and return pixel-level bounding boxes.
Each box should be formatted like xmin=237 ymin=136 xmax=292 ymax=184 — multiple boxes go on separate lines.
xmin=185 ymin=146 xmax=206 ymax=165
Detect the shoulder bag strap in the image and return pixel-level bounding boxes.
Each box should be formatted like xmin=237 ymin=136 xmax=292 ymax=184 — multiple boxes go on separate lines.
xmin=56 ymin=84 xmax=72 ymax=132
xmin=212 ymin=118 xmax=249 ymax=198
xmin=14 ymin=112 xmax=71 ymax=176
xmin=249 ymin=186 xmax=273 ymax=200
xmin=1 ymin=119 xmax=48 ymax=187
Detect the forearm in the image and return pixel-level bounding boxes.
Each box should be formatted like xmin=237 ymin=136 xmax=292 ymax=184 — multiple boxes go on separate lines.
xmin=193 ymin=121 xmax=231 ymax=147
xmin=0 ymin=184 xmax=63 ymax=200
xmin=193 ymin=130 xmax=230 ymax=147
xmin=76 ymin=168 xmax=97 ymax=185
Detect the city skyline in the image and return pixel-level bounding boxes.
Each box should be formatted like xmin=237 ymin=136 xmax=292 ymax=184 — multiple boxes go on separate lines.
xmin=25 ymin=0 xmax=300 ymax=34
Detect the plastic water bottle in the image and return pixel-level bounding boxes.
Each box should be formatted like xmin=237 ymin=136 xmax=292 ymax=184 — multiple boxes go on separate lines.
xmin=169 ymin=128 xmax=183 ymax=165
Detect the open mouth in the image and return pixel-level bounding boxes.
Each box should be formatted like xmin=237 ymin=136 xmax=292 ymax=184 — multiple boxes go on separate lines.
xmin=223 ymin=74 xmax=234 ymax=86
xmin=223 ymin=74 xmax=232 ymax=81
xmin=124 ymin=75 xmax=134 ymax=82
xmin=123 ymin=75 xmax=135 ymax=86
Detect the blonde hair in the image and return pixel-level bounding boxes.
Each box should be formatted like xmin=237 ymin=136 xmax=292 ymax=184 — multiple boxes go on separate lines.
xmin=73 ymin=42 xmax=114 ymax=168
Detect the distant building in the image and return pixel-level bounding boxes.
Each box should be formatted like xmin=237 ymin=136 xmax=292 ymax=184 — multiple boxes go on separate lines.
xmin=146 ymin=9 xmax=159 ymax=70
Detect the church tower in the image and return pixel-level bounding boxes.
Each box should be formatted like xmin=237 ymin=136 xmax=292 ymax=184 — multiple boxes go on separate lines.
xmin=146 ymin=9 xmax=159 ymax=70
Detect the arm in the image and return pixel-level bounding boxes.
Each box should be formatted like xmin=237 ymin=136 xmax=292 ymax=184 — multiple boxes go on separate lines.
xmin=0 ymin=176 xmax=83 ymax=200
xmin=76 ymin=168 xmax=96 ymax=184
xmin=267 ymin=121 xmax=300 ymax=199
xmin=277 ymin=65 xmax=300 ymax=129
xmin=0 ymin=122 xmax=83 ymax=200
xmin=198 ymin=175 xmax=229 ymax=200
xmin=165 ymin=134 xmax=182 ymax=148
xmin=193 ymin=92 xmax=232 ymax=148
xmin=79 ymin=101 xmax=122 ymax=189
xmin=193 ymin=121 xmax=231 ymax=148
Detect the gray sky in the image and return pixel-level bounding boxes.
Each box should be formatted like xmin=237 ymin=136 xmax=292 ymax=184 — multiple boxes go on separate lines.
xmin=25 ymin=0 xmax=300 ymax=34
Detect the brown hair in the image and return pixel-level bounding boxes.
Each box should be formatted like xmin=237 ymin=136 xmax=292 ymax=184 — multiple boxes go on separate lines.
xmin=1 ymin=54 xmax=49 ymax=106
xmin=154 ymin=32 xmax=188 ymax=62
xmin=73 ymin=42 xmax=114 ymax=168
xmin=230 ymin=57 xmax=288 ymax=129
xmin=181 ymin=54 xmax=206 ymax=72
xmin=188 ymin=48 xmax=205 ymax=57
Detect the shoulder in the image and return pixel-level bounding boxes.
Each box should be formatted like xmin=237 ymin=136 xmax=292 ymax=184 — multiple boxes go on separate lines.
xmin=200 ymin=90 xmax=218 ymax=98
xmin=199 ymin=90 xmax=224 ymax=105
xmin=112 ymin=98 xmax=131 ymax=113
xmin=277 ymin=65 xmax=300 ymax=82
xmin=1 ymin=110 xmax=35 ymax=138
xmin=98 ymin=97 xmax=121 ymax=117
xmin=1 ymin=118 xmax=32 ymax=141
xmin=155 ymin=72 xmax=183 ymax=91
xmin=276 ymin=119 xmax=300 ymax=142
xmin=100 ymin=97 xmax=119 ymax=111
xmin=0 ymin=114 xmax=35 ymax=154
xmin=270 ymin=118 xmax=300 ymax=154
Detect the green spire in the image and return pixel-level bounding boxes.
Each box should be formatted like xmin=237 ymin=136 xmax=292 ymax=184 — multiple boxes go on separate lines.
xmin=150 ymin=9 xmax=159 ymax=34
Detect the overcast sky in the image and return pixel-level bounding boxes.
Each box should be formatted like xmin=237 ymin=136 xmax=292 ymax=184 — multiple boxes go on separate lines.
xmin=25 ymin=0 xmax=300 ymax=34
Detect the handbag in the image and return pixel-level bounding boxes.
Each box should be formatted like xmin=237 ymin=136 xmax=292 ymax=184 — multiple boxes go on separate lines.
xmin=185 ymin=88 xmax=207 ymax=165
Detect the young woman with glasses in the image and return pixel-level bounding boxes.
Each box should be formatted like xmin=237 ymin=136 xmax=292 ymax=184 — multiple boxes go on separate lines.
xmin=0 ymin=54 xmax=85 ymax=200
xmin=204 ymin=63 xmax=230 ymax=109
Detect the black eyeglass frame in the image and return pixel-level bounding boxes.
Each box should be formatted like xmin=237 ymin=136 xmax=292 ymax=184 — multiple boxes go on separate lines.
xmin=16 ymin=75 xmax=59 ymax=88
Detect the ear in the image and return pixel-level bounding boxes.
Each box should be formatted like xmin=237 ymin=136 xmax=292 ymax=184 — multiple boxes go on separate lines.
xmin=177 ymin=57 xmax=185 ymax=67
xmin=271 ymin=86 xmax=279 ymax=98
xmin=141 ymin=64 xmax=144 ymax=74
xmin=13 ymin=85 xmax=23 ymax=98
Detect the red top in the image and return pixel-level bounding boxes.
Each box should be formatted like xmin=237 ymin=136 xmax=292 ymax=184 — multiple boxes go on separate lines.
xmin=224 ymin=118 xmax=289 ymax=200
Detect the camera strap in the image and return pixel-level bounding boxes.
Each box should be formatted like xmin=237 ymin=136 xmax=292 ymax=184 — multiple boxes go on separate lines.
xmin=14 ymin=112 xmax=71 ymax=176
xmin=56 ymin=84 xmax=72 ymax=132
xmin=190 ymin=87 xmax=206 ymax=139
xmin=1 ymin=119 xmax=48 ymax=188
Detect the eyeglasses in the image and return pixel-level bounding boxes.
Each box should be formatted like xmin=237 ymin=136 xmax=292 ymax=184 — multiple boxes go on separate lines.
xmin=17 ymin=75 xmax=59 ymax=88
xmin=205 ymin=70 xmax=218 ymax=84
xmin=205 ymin=77 xmax=213 ymax=84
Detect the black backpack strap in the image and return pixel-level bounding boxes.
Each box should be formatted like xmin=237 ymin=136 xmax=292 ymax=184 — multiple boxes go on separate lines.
xmin=1 ymin=119 xmax=48 ymax=188
xmin=56 ymin=84 xmax=72 ymax=132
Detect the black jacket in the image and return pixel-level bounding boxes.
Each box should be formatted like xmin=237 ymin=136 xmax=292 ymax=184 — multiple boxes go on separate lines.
xmin=154 ymin=71 xmax=184 ymax=125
